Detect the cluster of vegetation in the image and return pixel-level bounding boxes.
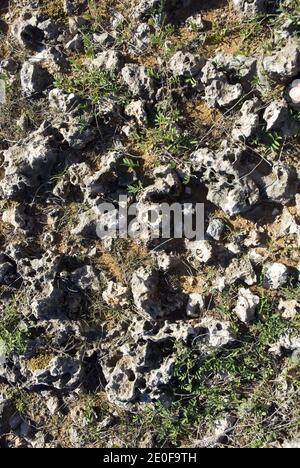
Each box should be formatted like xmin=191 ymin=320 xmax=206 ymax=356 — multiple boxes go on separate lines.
xmin=0 ymin=297 xmax=28 ymax=355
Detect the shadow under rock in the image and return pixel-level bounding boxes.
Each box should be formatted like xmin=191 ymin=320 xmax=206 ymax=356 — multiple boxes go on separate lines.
xmin=170 ymin=0 xmax=229 ymax=24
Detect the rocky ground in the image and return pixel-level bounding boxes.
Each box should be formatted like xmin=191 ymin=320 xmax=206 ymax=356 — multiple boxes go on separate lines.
xmin=0 ymin=0 xmax=300 ymax=449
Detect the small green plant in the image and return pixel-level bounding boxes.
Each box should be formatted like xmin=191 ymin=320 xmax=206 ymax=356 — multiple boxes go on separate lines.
xmin=122 ymin=158 xmax=140 ymax=169
xmin=128 ymin=180 xmax=144 ymax=195
xmin=150 ymin=23 xmax=175 ymax=47
xmin=0 ymin=297 xmax=28 ymax=354
xmin=54 ymin=63 xmax=121 ymax=104
xmin=251 ymin=128 xmax=283 ymax=156
xmin=80 ymin=29 xmax=96 ymax=58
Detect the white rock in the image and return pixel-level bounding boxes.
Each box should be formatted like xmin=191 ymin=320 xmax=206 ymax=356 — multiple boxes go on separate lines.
xmin=186 ymin=240 xmax=214 ymax=264
xmin=234 ymin=288 xmax=259 ymax=323
xmin=279 ymin=299 xmax=300 ymax=319
xmin=263 ymin=263 xmax=290 ymax=290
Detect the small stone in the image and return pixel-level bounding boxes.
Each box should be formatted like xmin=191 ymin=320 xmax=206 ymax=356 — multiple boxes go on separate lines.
xmin=186 ymin=14 xmax=205 ymax=31
xmin=279 ymin=299 xmax=300 ymax=320
xmin=125 ymin=100 xmax=148 ymax=126
xmin=66 ymin=34 xmax=84 ymax=53
xmin=20 ymin=62 xmax=52 ymax=97
xmin=233 ymin=0 xmax=266 ymax=18
xmin=234 ymin=288 xmax=259 ymax=323
xmin=206 ymin=218 xmax=226 ymax=241
xmin=186 ymin=240 xmax=214 ymax=264
xmin=89 ymin=50 xmax=124 ymax=73
xmin=186 ymin=293 xmax=206 ymax=317
xmin=232 ymin=98 xmax=260 ymax=141
xmin=168 ymin=51 xmax=205 ymax=77
xmin=225 ymin=257 xmax=257 ymax=286
xmin=263 ymin=263 xmax=290 ymax=290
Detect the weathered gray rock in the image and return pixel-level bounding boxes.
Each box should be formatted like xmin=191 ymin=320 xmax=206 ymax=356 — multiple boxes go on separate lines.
xmin=191 ymin=143 xmax=261 ymax=216
xmin=261 ymin=163 xmax=299 ymax=205
xmin=279 ymin=299 xmax=300 ymax=320
xmin=125 ymin=100 xmax=148 ymax=126
xmin=269 ymin=331 xmax=300 ymax=356
xmin=214 ymin=53 xmax=257 ymax=87
xmin=232 ymin=98 xmax=261 ymax=141
xmin=186 ymin=293 xmax=206 ymax=317
xmin=0 ymin=58 xmax=19 ymax=75
xmin=199 ymin=318 xmax=236 ymax=349
xmin=225 ymin=257 xmax=257 ymax=286
xmin=121 ymin=64 xmax=155 ymax=99
xmin=208 ymin=177 xmax=260 ymax=217
xmin=130 ymin=23 xmax=152 ymax=52
xmin=263 ymin=39 xmax=300 ymax=83
xmin=0 ymin=399 xmax=15 ymax=437
xmin=131 ymin=267 xmax=164 ymax=319
xmin=93 ymin=32 xmax=114 ymax=48
xmin=233 ymin=0 xmax=266 ymax=18
xmin=139 ymin=166 xmax=181 ymax=202
xmin=2 ymin=204 xmax=34 ymax=233
xmin=278 ymin=207 xmax=300 ymax=242
xmin=0 ymin=260 xmax=18 ymax=286
xmin=263 ymin=100 xmax=289 ymax=131
xmin=154 ymin=252 xmax=181 ymax=271
xmin=274 ymin=19 xmax=297 ymax=44
xmin=134 ymin=0 xmax=165 ymax=21
xmin=168 ymin=51 xmax=205 ymax=77
xmin=64 ymin=0 xmax=86 ymax=15
xmin=89 ymin=50 xmax=124 ymax=73
xmin=0 ymin=124 xmax=59 ymax=200
xmin=131 ymin=266 xmax=183 ymax=319
xmin=49 ymin=88 xmax=96 ymax=149
xmin=21 ymin=355 xmax=83 ymax=391
xmin=12 ymin=14 xmax=45 ymax=50
xmin=205 ymin=77 xmax=243 ymax=109
xmin=70 ymin=266 xmax=99 ymax=291
xmin=206 ymin=218 xmax=226 ymax=241
xmin=20 ymin=62 xmax=52 ymax=97
xmin=103 ymin=281 xmax=130 ymax=307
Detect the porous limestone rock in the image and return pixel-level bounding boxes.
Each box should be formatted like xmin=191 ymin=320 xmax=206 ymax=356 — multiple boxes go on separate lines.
xmin=186 ymin=240 xmax=214 ymax=264
xmin=125 ymin=100 xmax=148 ymax=126
xmin=261 ymin=163 xmax=299 ymax=205
xmin=206 ymin=218 xmax=226 ymax=241
xmin=263 ymin=100 xmax=289 ymax=132
xmin=88 ymin=50 xmax=124 ymax=73
xmin=232 ymin=98 xmax=261 ymax=141
xmin=263 ymin=39 xmax=300 ymax=83
xmin=168 ymin=51 xmax=205 ymax=77
xmin=0 ymin=123 xmax=60 ymax=200
xmin=232 ymin=0 xmax=267 ymax=18
xmin=121 ymin=64 xmax=155 ymax=100
xmin=225 ymin=257 xmax=257 ymax=286
xmin=20 ymin=62 xmax=52 ymax=97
